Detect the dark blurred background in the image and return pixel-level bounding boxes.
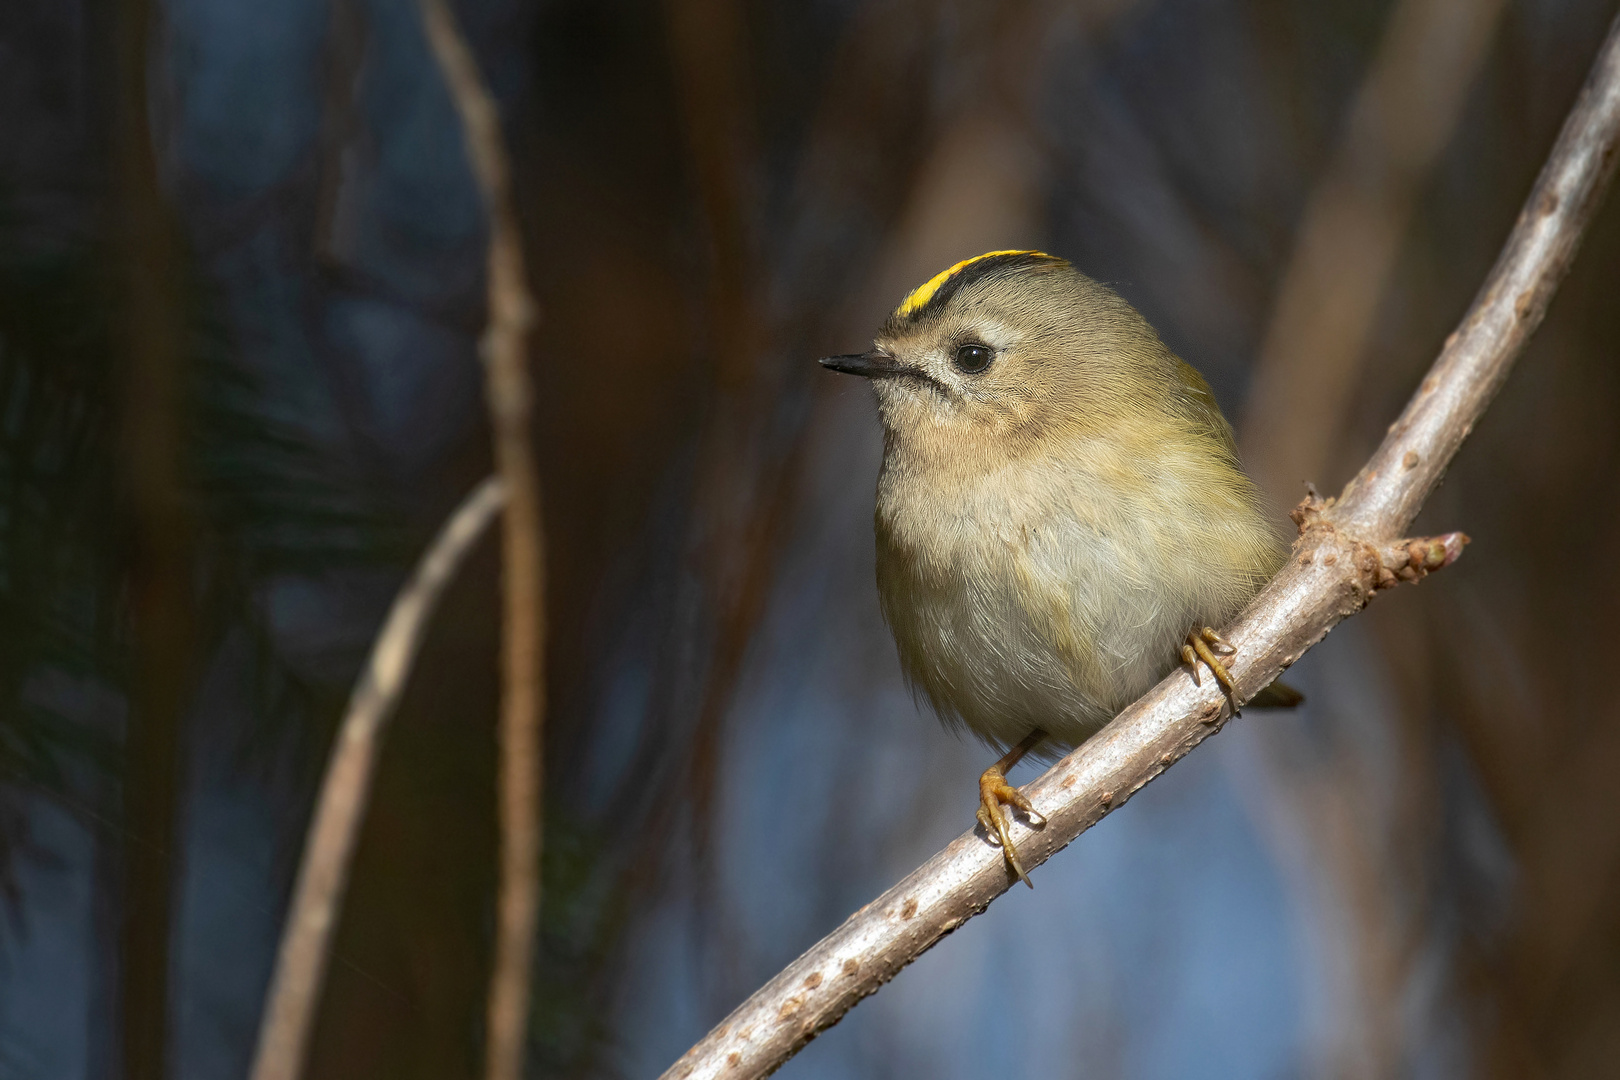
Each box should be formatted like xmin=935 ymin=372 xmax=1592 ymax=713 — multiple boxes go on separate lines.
xmin=1 ymin=0 xmax=1618 ymax=1077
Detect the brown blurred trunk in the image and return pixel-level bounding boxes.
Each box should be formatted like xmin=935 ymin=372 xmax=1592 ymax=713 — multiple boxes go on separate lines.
xmin=660 ymin=0 xmax=767 ymax=873
xmin=112 ymin=0 xmax=197 ymax=1076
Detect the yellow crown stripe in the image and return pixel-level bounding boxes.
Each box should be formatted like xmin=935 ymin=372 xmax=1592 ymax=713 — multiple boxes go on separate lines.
xmin=894 ymin=249 xmax=1055 ymax=318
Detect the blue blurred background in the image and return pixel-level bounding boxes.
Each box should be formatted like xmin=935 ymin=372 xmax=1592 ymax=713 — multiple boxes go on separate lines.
xmin=0 ymin=0 xmax=1616 ymax=1077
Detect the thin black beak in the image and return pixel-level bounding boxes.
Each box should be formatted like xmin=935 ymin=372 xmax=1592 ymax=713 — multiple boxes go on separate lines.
xmin=818 ymin=351 xmax=909 ymax=379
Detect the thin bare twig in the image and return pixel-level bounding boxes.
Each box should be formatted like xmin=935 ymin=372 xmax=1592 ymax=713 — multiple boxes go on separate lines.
xmin=416 ymin=4 xmax=547 ymax=1080
xmin=248 ymin=476 xmax=507 ymax=1080
xmin=662 ymin=13 xmax=1620 ymax=1080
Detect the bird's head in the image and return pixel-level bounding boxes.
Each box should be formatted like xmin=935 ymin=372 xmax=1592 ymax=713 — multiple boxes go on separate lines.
xmin=821 ymin=250 xmax=1186 ymax=465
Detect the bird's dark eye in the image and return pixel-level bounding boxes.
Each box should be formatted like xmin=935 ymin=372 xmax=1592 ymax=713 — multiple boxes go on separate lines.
xmin=953 ymin=344 xmax=994 ymax=373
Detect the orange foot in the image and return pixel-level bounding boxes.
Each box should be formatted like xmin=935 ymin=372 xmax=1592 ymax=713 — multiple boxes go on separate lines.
xmin=1182 ymin=625 xmax=1238 ymax=700
xmin=975 ymin=730 xmax=1047 ymax=888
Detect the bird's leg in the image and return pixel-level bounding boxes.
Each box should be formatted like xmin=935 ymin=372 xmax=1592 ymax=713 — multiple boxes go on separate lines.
xmin=1181 ymin=625 xmax=1238 ymax=700
xmin=976 ymin=728 xmax=1048 ymax=889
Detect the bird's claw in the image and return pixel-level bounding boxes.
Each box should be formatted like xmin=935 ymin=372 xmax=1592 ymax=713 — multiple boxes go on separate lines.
xmin=1183 ymin=625 xmax=1238 ymax=703
xmin=978 ymin=766 xmax=1043 ymax=888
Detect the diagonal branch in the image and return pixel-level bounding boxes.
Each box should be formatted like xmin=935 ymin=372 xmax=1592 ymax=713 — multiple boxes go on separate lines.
xmin=248 ymin=476 xmax=507 ymax=1080
xmin=661 ymin=13 xmax=1620 ymax=1080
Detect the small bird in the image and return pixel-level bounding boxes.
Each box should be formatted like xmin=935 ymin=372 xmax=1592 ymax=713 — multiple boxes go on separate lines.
xmin=821 ymin=250 xmax=1297 ymax=886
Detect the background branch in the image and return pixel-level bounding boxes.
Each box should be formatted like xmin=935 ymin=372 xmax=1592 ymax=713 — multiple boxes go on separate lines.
xmin=1235 ymin=1 xmax=1509 ymax=1068
xmin=662 ymin=12 xmax=1620 ymax=1080
xmin=416 ymin=3 xmax=547 ymax=1080
xmin=248 ymin=476 xmax=507 ymax=1080
xmin=1240 ymin=0 xmax=1507 ymax=499
xmin=114 ymin=0 xmax=198 ymax=1075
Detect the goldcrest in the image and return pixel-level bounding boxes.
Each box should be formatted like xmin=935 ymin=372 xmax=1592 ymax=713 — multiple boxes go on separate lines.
xmin=821 ymin=250 xmax=1296 ymax=885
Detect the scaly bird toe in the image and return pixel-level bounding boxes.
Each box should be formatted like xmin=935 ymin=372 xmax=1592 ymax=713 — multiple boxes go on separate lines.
xmin=1185 ymin=625 xmax=1238 ymax=703
xmin=974 ymin=731 xmax=1047 ymax=888
xmin=978 ymin=766 xmax=1035 ymax=888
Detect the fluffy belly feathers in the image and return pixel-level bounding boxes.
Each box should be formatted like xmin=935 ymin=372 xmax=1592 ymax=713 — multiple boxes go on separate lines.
xmin=875 ymin=453 xmax=1278 ymax=751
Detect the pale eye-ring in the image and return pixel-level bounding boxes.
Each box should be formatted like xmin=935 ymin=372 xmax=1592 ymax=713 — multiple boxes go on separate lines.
xmin=953 ymin=343 xmax=994 ymax=374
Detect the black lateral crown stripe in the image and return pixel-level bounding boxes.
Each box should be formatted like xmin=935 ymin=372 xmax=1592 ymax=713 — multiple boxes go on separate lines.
xmin=900 ymin=251 xmax=1068 ymax=322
